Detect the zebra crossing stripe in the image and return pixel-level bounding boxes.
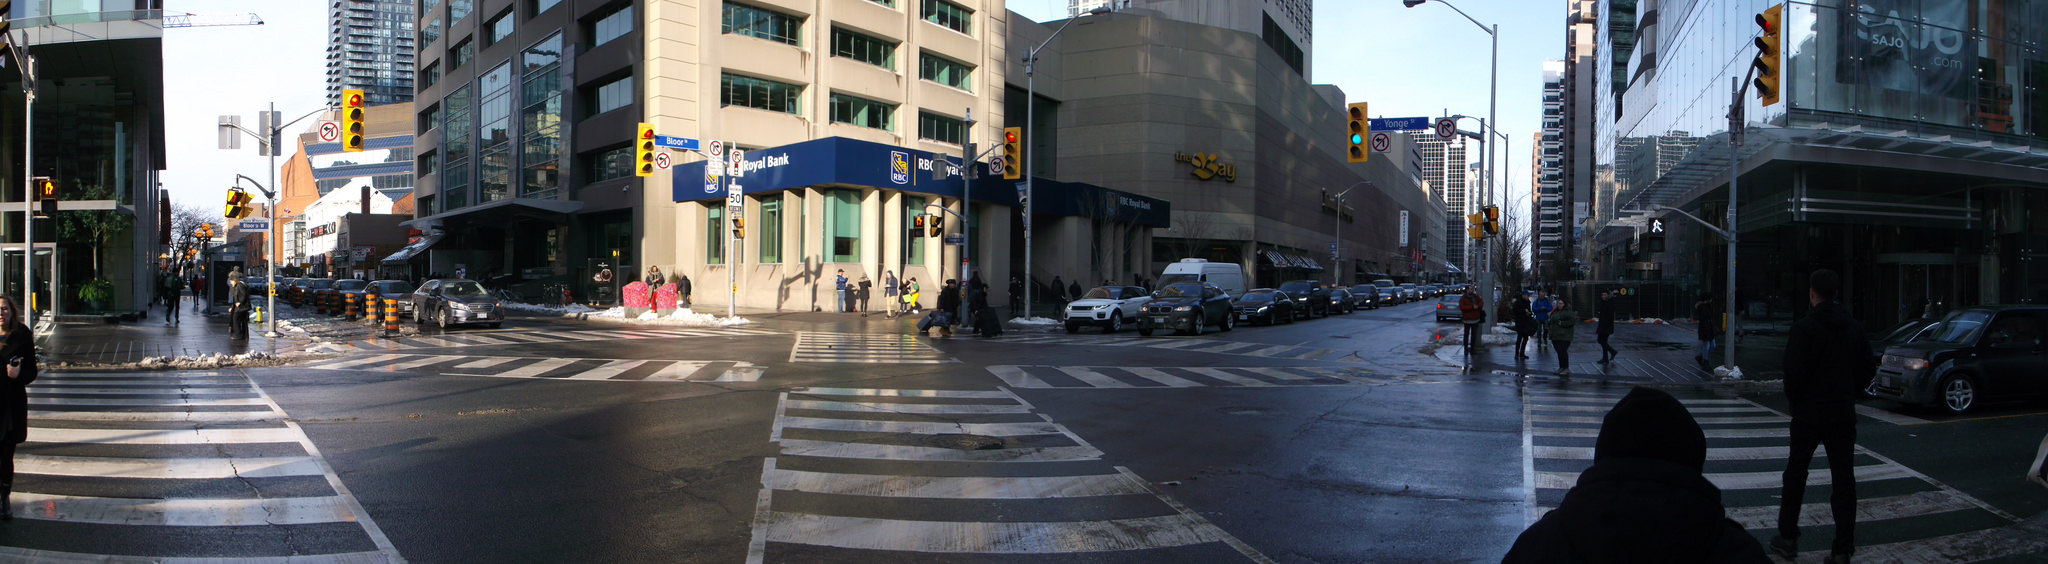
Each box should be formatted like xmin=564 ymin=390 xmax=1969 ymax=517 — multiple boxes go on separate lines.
xmin=1242 ymin=367 xmax=1314 ymax=381
xmin=777 ymin=416 xmax=1061 ymax=436
xmin=1536 ymin=459 xmax=1911 ymax=492
xmin=775 ymin=439 xmax=1103 ymax=462
xmin=26 ymin=410 xmax=280 ymax=423
xmin=317 ymin=354 xmax=411 ymax=370
xmin=384 ymin=355 xmax=461 ymax=371
xmin=758 ymin=511 xmax=1229 ymax=553
xmin=26 ymin=396 xmax=270 ymax=407
xmin=1533 ymin=445 xmax=1833 ymax=461
xmin=988 ymin=365 xmax=1051 ymax=388
xmin=407 ymin=337 xmax=463 ymax=347
xmin=1121 ymin=367 xmax=1203 ymax=387
xmin=1530 ymin=425 xmax=1791 ymax=439
xmin=764 ymin=468 xmax=1148 ymax=499
xmin=794 ymin=387 xmax=1011 ymax=399
xmin=496 ymin=358 xmax=579 ymax=378
xmin=1200 ymin=342 xmax=1268 ymax=354
xmin=782 ymin=399 xmax=1033 ymax=415
xmin=454 ymin=334 xmax=518 ymax=345
xmin=1527 ymin=413 xmax=1789 ymax=425
xmin=22 ymin=387 xmax=251 ymax=395
xmin=18 ymin=454 xmax=324 ymax=479
xmin=1142 ymin=340 xmax=1212 ymax=350
xmin=1530 ymin=403 xmax=1768 ymax=414
xmin=26 ymin=426 xmax=300 ymax=445
xmin=1055 ymin=367 xmax=1134 ymax=388
xmin=1724 ymin=491 xmax=1980 ymax=530
xmin=564 ymin=360 xmax=646 ymax=380
xmin=1240 ymin=345 xmax=1298 ymax=358
xmin=13 ymin=492 xmax=356 ymax=527
xmin=1184 ymin=367 xmax=1272 ymax=386
xmin=455 ymin=357 xmax=521 ymax=369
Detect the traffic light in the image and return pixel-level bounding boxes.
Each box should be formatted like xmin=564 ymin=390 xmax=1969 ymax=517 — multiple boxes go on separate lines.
xmin=1346 ymin=102 xmax=1369 ymax=163
xmin=1465 ymin=211 xmax=1485 ymax=242
xmin=224 ymin=188 xmax=253 ymax=219
xmin=1001 ymin=127 xmax=1022 ymax=180
xmin=1752 ymin=5 xmax=1782 ymax=107
xmin=340 ymin=89 xmax=366 ymax=152
xmin=732 ymin=216 xmax=746 ymax=239
xmin=35 ymin=178 xmax=55 ymax=217
xmin=635 ymin=122 xmax=656 ymax=177
xmin=1482 ymin=205 xmax=1501 ymax=236
xmin=1467 ymin=225 xmax=1485 ymax=243
xmin=928 ymin=215 xmax=943 ymax=237
xmin=0 ymin=1 xmax=12 ymax=51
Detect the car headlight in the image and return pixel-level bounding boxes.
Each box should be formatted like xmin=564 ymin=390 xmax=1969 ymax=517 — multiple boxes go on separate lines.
xmin=1094 ymin=304 xmax=1112 ymax=309
xmin=450 ymin=302 xmax=470 ymax=310
xmin=1257 ymin=306 xmax=1269 ymax=313
xmin=1174 ymin=306 xmax=1192 ymax=312
xmin=1904 ymin=358 xmax=1928 ymax=371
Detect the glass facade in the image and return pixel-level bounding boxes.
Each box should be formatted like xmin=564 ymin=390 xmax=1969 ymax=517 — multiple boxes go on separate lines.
xmin=722 ymin=73 xmax=803 ymax=114
xmin=830 ymin=93 xmax=895 ymax=131
xmin=523 ymin=33 xmax=564 ymax=199
xmin=760 ymin=195 xmax=783 ymax=264
xmin=828 ymin=190 xmax=861 ymax=263
xmin=832 ymin=27 xmax=896 ymax=69
xmin=725 ymin=2 xmax=803 ymax=46
xmin=707 ymin=205 xmax=726 ymax=264
xmin=442 ymin=85 xmax=473 ymax=210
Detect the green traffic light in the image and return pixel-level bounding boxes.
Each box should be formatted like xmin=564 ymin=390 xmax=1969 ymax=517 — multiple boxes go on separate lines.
xmin=1350 ymin=134 xmax=1363 ymax=145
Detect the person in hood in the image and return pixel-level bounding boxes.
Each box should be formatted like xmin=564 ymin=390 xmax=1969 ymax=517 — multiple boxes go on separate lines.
xmin=1771 ymin=269 xmax=1871 ymax=563
xmin=1504 ymin=387 xmax=1767 ymax=563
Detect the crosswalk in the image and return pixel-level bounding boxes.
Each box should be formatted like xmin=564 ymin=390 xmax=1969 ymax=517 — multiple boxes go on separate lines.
xmin=974 ymin=334 xmax=1361 ymax=363
xmin=989 ymin=364 xmax=1426 ymax=389
xmin=789 ymin=332 xmax=958 ymax=364
xmin=302 ymin=354 xmax=765 ymax=382
xmin=340 ymin=327 xmax=780 ymax=351
xmin=1524 ymin=388 xmax=2027 ymax=561
xmin=3 ymin=370 xmax=400 ymax=561
xmin=747 ymin=387 xmax=1271 ymax=562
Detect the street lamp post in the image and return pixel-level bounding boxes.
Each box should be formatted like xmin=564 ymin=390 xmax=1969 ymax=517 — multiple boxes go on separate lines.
xmin=1407 ymin=0 xmax=1498 ymax=331
xmin=1022 ymin=5 xmax=1111 ymax=320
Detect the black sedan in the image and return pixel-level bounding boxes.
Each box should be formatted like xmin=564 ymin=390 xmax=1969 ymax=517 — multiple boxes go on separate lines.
xmin=1277 ymin=280 xmax=1330 ymax=319
xmin=1347 ymin=287 xmax=1378 ymax=310
xmin=413 ymin=278 xmax=506 ymax=329
xmin=1137 ymin=283 xmax=1235 ymax=336
xmin=1328 ymin=288 xmax=1356 ymax=314
xmin=1232 ymin=289 xmax=1295 ymax=326
xmin=361 ymin=280 xmax=418 ymax=318
xmin=1872 ymin=306 xmax=2048 ymax=414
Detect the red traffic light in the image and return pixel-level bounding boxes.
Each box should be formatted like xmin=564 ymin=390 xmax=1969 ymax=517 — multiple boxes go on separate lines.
xmin=641 ymin=128 xmax=655 ymax=139
xmin=1754 ymin=13 xmax=1775 ymax=34
xmin=347 ymin=93 xmax=363 ymax=106
xmin=1004 ymin=130 xmax=1018 ymax=143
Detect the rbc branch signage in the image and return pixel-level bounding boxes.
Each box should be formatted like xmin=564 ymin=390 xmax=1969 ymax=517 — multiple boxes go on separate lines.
xmin=673 ymin=137 xmax=989 ymax=203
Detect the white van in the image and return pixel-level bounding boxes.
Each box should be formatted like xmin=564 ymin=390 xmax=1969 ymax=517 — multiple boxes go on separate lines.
xmin=1158 ymin=259 xmax=1247 ymax=298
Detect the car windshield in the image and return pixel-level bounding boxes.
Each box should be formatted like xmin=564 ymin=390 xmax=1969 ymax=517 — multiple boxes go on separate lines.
xmin=1158 ymin=274 xmax=1199 ymax=287
xmin=333 ymin=280 xmax=368 ymax=291
xmin=1441 ymin=294 xmax=1463 ymax=303
xmin=441 ymin=280 xmax=490 ymax=297
xmin=1927 ymin=311 xmax=1989 ymax=344
xmin=372 ymin=281 xmax=414 ymax=294
xmin=1237 ymin=291 xmax=1276 ymax=303
xmin=307 ymin=279 xmax=334 ymax=289
xmin=1880 ymin=319 xmax=1934 ymax=343
xmin=1278 ymin=282 xmax=1310 ymax=293
xmin=1156 ymin=284 xmax=1202 ymax=298
xmin=1081 ymin=287 xmax=1116 ymax=300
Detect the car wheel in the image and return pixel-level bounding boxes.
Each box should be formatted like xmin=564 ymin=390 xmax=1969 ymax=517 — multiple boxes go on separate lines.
xmin=1138 ymin=328 xmax=1154 ymax=337
xmin=414 ymin=304 xmax=426 ymax=324
xmin=1939 ymin=374 xmax=1977 ymax=414
xmin=1108 ymin=313 xmax=1123 ymax=333
xmin=1221 ymin=311 xmax=1234 ymax=331
xmin=1066 ymin=321 xmax=1081 ymax=334
xmin=1187 ymin=315 xmax=1203 ymax=336
xmin=438 ymin=307 xmax=451 ymax=329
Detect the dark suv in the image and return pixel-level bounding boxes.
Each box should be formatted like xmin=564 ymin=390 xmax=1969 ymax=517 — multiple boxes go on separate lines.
xmin=1277 ymin=280 xmax=1330 ymax=319
xmin=1871 ymin=306 xmax=2048 ymax=414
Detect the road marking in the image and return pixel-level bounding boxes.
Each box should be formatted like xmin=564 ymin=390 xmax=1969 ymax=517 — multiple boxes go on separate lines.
xmin=1530 ymin=425 xmax=1791 ymax=438
xmin=776 ymin=417 xmax=1060 ymax=436
xmin=1534 ymin=445 xmax=1830 ymax=461
xmin=1116 ymin=466 xmax=1278 ymax=564
xmin=12 ymin=492 xmax=357 ymax=527
xmin=406 ymin=337 xmax=463 ymax=347
xmin=1122 ymin=367 xmax=1204 ymax=387
xmin=28 ymin=396 xmax=270 ymax=407
xmin=1185 ymin=367 xmax=1272 ymax=386
xmin=988 ymin=365 xmax=1052 ymax=388
xmin=782 ymin=399 xmax=1033 ymax=415
xmin=763 ymin=468 xmax=1147 ymax=499
xmin=1242 ymin=367 xmax=1314 ymax=381
xmin=564 ymin=359 xmax=646 ymax=380
xmin=1056 ymin=366 xmax=1134 ymax=388
xmin=1854 ymin=403 xmax=1935 ymax=425
xmin=794 ymin=387 xmax=1012 ymax=399
xmin=455 ymin=356 xmax=521 ymax=369
xmin=1527 ymin=413 xmax=1789 ymax=425
xmin=26 ymin=410 xmax=280 ymax=423
xmin=25 ymin=426 xmax=300 ymax=445
xmin=1538 ymin=458 xmax=1912 ymax=492
xmin=758 ymin=512 xmax=1229 ymax=553
xmin=775 ymin=439 xmax=1103 ymax=462
xmin=495 ymin=358 xmax=579 ymax=378
xmin=1724 ymin=490 xmax=1981 ymax=530
xmin=18 ymin=454 xmax=324 ymax=479
xmin=312 ymin=353 xmax=411 ymax=370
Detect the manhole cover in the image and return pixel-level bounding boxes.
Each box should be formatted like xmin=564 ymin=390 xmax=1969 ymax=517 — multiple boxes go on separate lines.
xmin=924 ymin=433 xmax=1006 ymax=450
xmin=1218 ymin=406 xmax=1268 ymax=415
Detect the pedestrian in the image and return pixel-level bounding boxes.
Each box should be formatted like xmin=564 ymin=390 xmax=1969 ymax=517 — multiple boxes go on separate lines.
xmin=678 ymin=274 xmax=692 ymax=308
xmin=937 ymin=279 xmax=962 ymax=328
xmin=1068 ymin=279 xmax=1083 ymax=307
xmin=1771 ymin=269 xmax=1870 ymax=563
xmin=0 ymin=294 xmax=39 ymax=520
xmin=227 ymin=272 xmax=252 ymax=340
xmin=903 ymin=277 xmax=921 ymax=314
xmin=1532 ymin=290 xmax=1555 ymax=348
xmin=1597 ymin=290 xmax=1619 ymax=364
xmin=882 ymin=271 xmax=899 ymax=317
xmin=1512 ymin=290 xmax=1536 ymax=359
xmin=645 ymin=265 xmax=665 ymax=290
xmin=1457 ymin=290 xmax=1485 ymax=351
xmin=162 ymin=270 xmax=182 ymax=326
xmin=1549 ymin=299 xmax=1578 ymax=376
xmin=1008 ymin=276 xmax=1023 ymax=314
xmin=1503 ymin=387 xmax=1767 ymax=562
xmin=1050 ymin=275 xmax=1066 ymax=304
xmin=967 ymin=277 xmax=991 ymax=333
xmin=834 ymin=269 xmax=849 ymax=313
xmin=192 ymin=275 xmax=207 ymax=312
xmin=857 ymin=273 xmax=873 ymax=314
xmin=455 ymin=265 xmax=467 ymax=280
xmin=1695 ymin=293 xmax=1722 ymax=369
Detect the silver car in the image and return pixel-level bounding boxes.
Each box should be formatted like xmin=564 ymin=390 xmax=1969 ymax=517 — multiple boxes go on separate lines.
xmin=412 ymin=279 xmax=505 ymax=329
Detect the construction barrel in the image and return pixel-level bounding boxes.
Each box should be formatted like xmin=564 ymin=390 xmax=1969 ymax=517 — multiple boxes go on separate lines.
xmin=383 ymin=298 xmax=400 ymax=338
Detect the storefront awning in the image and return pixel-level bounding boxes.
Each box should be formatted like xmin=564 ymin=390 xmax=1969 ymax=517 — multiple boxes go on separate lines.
xmin=379 ymin=232 xmax=443 ymax=265
xmin=400 ymin=197 xmax=585 ymax=230
xmin=1446 ymin=261 xmax=1463 ymax=274
xmin=1298 ymin=256 xmax=1324 ymax=271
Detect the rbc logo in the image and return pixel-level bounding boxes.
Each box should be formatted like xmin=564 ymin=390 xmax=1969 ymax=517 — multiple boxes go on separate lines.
xmin=890 ymin=151 xmax=910 ymax=185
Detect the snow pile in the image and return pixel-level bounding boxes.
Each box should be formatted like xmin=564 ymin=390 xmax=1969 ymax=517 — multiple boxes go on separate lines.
xmin=503 ymin=302 xmax=598 ymax=314
xmin=1008 ymin=317 xmax=1062 ymax=326
xmin=1714 ymin=365 xmax=1745 ymax=380
xmin=584 ymin=307 xmax=752 ymax=327
xmin=135 ymin=351 xmax=278 ymax=370
xmin=275 ymin=319 xmax=310 ymax=334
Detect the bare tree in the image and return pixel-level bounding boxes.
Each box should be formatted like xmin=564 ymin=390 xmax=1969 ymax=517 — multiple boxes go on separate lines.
xmin=171 ymin=203 xmax=212 ymax=243
xmin=1489 ymin=202 xmax=1532 ymax=293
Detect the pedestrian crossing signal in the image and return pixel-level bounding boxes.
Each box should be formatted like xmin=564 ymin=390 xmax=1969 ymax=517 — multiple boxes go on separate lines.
xmin=636 ymin=123 xmax=656 ymax=177
xmin=913 ymin=215 xmax=925 ymax=231
xmin=35 ymin=178 xmax=56 ymax=216
xmin=340 ymin=89 xmax=366 ymax=153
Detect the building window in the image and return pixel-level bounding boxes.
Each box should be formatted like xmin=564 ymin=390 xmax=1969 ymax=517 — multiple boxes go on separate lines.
xmin=450 ymin=0 xmax=472 ymax=21
xmin=486 ymin=9 xmax=514 ymax=46
xmin=443 ymin=86 xmax=472 ymax=163
xmin=1260 ymin=14 xmax=1304 ymax=76
xmin=829 ymin=93 xmax=894 ymax=131
xmin=590 ymin=75 xmax=634 ymax=116
xmin=532 ymin=0 xmax=562 ymax=14
xmin=707 ymin=205 xmax=725 ymax=265
xmin=443 ymin=154 xmax=470 ymax=210
xmin=917 ymin=111 xmax=964 ymax=145
xmin=585 ymin=145 xmax=633 ymax=183
xmin=523 ymin=33 xmax=564 ymax=199
xmin=419 ymin=59 xmax=440 ymax=89
xmin=451 ymin=37 xmax=474 ymax=68
xmin=831 ymin=27 xmax=894 ymax=69
xmin=721 ymin=73 xmax=802 ymax=114
xmin=921 ymin=0 xmax=971 ymax=35
xmin=479 ymin=62 xmax=514 ymax=147
xmin=418 ymin=150 xmax=439 ymax=176
xmin=919 ymin=53 xmax=972 ymax=91
xmin=590 ymin=4 xmax=633 ymax=47
xmin=760 ymin=194 xmax=783 ymax=264
xmin=419 ymin=17 xmax=441 ymax=49
xmin=419 ymin=103 xmax=441 ymax=134
xmin=903 ymin=196 xmax=925 ymax=265
xmin=867 ymin=0 xmax=895 ymax=6
xmin=827 ymin=189 xmax=861 ymax=263
xmin=479 ymin=148 xmax=509 ymax=203
xmin=723 ymin=2 xmax=801 ymax=46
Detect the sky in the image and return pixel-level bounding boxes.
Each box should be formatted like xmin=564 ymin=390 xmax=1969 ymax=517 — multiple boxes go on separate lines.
xmin=1011 ymin=0 xmax=1565 ymax=219
xmin=162 ymin=0 xmax=1562 ymax=223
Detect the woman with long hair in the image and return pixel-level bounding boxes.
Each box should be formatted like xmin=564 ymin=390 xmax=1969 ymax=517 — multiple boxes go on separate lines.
xmin=0 ymin=294 xmax=38 ymax=520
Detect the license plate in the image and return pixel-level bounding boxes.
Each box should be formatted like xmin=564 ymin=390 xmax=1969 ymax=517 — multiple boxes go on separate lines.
xmin=1151 ymin=316 xmax=1168 ymax=324
xmin=1238 ymin=314 xmax=1250 ymax=320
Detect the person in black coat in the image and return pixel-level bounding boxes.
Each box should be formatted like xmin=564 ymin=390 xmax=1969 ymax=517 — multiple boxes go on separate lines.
xmin=1511 ymin=291 xmax=1536 ymax=359
xmin=1597 ymin=290 xmax=1619 ymax=363
xmin=1695 ymin=294 xmax=1722 ymax=368
xmin=1771 ymin=270 xmax=1871 ymax=562
xmin=227 ymin=273 xmax=252 ymax=340
xmin=936 ymin=279 xmax=962 ymax=322
xmin=1504 ymin=387 xmax=1767 ymax=563
xmin=0 ymin=294 xmax=39 ymax=520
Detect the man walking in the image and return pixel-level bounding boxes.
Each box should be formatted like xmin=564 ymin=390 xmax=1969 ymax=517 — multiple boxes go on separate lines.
xmin=834 ymin=269 xmax=849 ymax=313
xmin=1457 ymin=290 xmax=1485 ymax=352
xmin=161 ymin=271 xmax=182 ymax=326
xmin=1596 ymin=290 xmax=1618 ymax=363
xmin=227 ymin=273 xmax=251 ymax=340
xmin=1695 ymin=293 xmax=1722 ymax=369
xmin=1772 ymin=269 xmax=1870 ymax=563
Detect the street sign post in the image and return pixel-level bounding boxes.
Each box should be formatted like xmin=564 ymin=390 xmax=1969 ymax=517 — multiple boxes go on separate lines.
xmin=1435 ymin=118 xmax=1458 ymax=141
xmin=729 ymin=149 xmax=746 ymax=178
xmin=654 ymin=135 xmax=699 ymax=151
xmin=1330 ymin=242 xmax=1338 ymax=260
xmin=1368 ymin=117 xmax=1431 ymax=131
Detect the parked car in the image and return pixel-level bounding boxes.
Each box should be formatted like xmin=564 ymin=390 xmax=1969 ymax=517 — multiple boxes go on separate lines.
xmin=1349 ymin=286 xmax=1379 ymax=309
xmin=1871 ymin=306 xmax=2048 ymax=414
xmin=1232 ymin=289 xmax=1295 ymax=326
xmin=1137 ymin=283 xmax=1235 ymax=336
xmin=1436 ymin=293 xmax=1466 ymax=322
xmin=1369 ymin=279 xmax=1399 ymax=305
xmin=1158 ymin=258 xmax=1247 ymax=299
xmin=1328 ymin=288 xmax=1355 ymax=314
xmin=1065 ymin=286 xmax=1153 ymax=333
xmin=363 ymin=280 xmax=418 ymax=318
xmin=302 ymin=279 xmax=337 ymax=313
xmin=1277 ymin=280 xmax=1330 ymax=319
xmin=284 ymin=278 xmax=310 ymax=305
xmin=1399 ymin=283 xmax=1422 ymax=302
xmin=413 ymin=278 xmax=506 ymax=329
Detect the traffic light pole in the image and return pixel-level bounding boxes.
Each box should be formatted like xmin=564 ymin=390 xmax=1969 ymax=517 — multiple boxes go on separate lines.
xmin=1020 ymin=6 xmax=1109 ymax=321
xmin=20 ymin=53 xmax=33 ymax=323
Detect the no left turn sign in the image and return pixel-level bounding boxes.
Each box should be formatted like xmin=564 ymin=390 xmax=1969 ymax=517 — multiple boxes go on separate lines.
xmin=318 ymin=122 xmax=340 ymax=142
xmin=1369 ymin=131 xmax=1392 ymax=153
xmin=1435 ymin=118 xmax=1458 ymax=141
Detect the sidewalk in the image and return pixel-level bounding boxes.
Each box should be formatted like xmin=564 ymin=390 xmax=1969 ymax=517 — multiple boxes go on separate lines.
xmin=34 ymin=297 xmax=314 ymax=366
xmin=1443 ymin=319 xmax=1725 ymax=384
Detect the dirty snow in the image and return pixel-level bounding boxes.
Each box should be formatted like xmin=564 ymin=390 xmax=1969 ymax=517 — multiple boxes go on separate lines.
xmin=1008 ymin=317 xmax=1062 ymax=326
xmin=132 ymin=351 xmax=282 ymax=370
xmin=584 ymin=307 xmax=752 ymax=327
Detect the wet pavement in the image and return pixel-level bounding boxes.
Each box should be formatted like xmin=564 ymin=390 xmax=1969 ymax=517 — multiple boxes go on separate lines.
xmin=34 ymin=295 xmax=310 ymax=364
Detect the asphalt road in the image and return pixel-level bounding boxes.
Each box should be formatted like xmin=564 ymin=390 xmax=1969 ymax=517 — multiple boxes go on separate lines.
xmin=5 ymin=298 xmax=2044 ymax=562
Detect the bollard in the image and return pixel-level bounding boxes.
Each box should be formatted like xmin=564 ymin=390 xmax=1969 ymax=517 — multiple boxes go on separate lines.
xmin=253 ymin=306 xmax=264 ymax=324
xmin=383 ymin=298 xmax=400 ymax=338
xmin=366 ymin=293 xmax=379 ymax=324
xmin=345 ymin=293 xmax=359 ymax=321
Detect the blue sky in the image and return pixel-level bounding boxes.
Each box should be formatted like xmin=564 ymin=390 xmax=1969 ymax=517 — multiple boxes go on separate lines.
xmin=1013 ymin=0 xmax=1566 ymax=218
xmin=163 ymin=1 xmax=1563 ymax=222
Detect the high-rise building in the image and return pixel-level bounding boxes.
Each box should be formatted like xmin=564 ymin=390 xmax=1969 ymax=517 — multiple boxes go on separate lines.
xmin=1398 ymin=128 xmax=1470 ymax=275
xmin=1073 ymin=0 xmax=1311 ymax=78
xmin=1536 ymin=60 xmax=1565 ymax=265
xmin=1556 ymin=0 xmax=1597 ymax=280
xmin=327 ymin=0 xmax=417 ymax=106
